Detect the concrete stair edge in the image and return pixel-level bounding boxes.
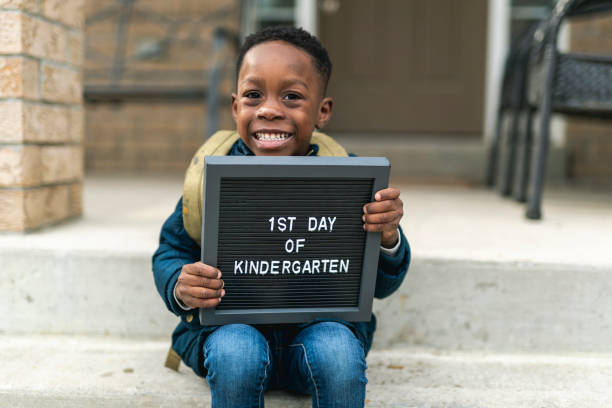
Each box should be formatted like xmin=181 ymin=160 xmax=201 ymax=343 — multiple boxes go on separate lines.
xmin=2 ymin=334 xmax=612 ymax=408
xmin=2 ymin=249 xmax=612 ymax=353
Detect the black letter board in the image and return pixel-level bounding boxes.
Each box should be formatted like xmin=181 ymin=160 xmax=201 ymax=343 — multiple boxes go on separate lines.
xmin=199 ymin=156 xmax=390 ymax=325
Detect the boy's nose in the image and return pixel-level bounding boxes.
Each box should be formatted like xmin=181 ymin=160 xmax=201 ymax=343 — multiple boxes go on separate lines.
xmin=256 ymin=104 xmax=284 ymax=121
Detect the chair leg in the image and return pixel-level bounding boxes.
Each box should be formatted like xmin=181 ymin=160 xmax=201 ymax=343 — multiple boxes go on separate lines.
xmin=526 ymin=110 xmax=550 ymax=220
xmin=526 ymin=47 xmax=555 ymax=220
xmin=501 ymin=105 xmax=520 ymax=196
xmin=515 ymin=108 xmax=533 ymax=203
xmin=485 ymin=108 xmax=504 ymax=188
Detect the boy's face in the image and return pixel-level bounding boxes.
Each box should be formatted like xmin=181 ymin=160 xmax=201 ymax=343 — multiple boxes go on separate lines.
xmin=232 ymin=41 xmax=333 ymax=156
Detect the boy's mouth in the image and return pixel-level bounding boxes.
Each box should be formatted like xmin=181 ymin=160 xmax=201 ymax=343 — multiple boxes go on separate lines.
xmin=252 ymin=131 xmax=294 ymax=150
xmin=254 ymin=131 xmax=292 ymax=141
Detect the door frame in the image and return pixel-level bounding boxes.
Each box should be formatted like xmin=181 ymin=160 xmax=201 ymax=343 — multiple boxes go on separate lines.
xmin=484 ymin=0 xmax=510 ymax=144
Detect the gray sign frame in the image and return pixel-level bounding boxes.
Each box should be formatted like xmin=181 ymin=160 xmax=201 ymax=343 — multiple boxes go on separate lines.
xmin=199 ymin=156 xmax=390 ymax=325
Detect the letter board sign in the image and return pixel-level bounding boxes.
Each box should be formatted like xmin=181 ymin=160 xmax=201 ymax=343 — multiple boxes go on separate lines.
xmin=199 ymin=156 xmax=390 ymax=325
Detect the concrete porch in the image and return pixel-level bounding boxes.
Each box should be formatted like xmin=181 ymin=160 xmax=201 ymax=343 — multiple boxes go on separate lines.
xmin=1 ymin=174 xmax=612 ymax=407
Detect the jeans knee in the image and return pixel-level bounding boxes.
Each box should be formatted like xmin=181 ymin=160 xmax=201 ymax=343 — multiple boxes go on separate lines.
xmin=203 ymin=324 xmax=270 ymax=388
xmin=295 ymin=322 xmax=367 ymax=389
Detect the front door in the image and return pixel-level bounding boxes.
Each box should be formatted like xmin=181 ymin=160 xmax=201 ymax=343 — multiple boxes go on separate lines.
xmin=319 ymin=0 xmax=488 ymax=135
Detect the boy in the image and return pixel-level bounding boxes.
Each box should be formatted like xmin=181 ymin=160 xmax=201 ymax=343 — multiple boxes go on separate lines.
xmin=153 ymin=26 xmax=410 ymax=407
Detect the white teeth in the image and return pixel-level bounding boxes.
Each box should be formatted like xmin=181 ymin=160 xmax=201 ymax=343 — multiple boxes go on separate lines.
xmin=255 ymin=132 xmax=290 ymax=141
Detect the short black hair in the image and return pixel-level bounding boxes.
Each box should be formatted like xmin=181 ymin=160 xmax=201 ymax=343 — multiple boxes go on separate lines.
xmin=236 ymin=26 xmax=332 ymax=93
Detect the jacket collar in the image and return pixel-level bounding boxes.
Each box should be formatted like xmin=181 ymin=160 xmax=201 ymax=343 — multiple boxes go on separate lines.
xmin=232 ymin=138 xmax=319 ymax=157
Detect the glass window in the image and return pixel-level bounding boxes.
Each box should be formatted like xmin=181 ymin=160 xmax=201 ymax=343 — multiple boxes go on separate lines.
xmin=241 ymin=0 xmax=297 ymax=39
xmin=510 ymin=0 xmax=554 ymax=45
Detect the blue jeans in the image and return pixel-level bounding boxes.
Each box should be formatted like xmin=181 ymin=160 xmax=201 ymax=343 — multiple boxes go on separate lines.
xmin=202 ymin=321 xmax=368 ymax=408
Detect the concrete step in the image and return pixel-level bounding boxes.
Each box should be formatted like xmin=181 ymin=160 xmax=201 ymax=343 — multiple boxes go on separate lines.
xmin=2 ymin=176 xmax=612 ymax=353
xmin=2 ymin=250 xmax=612 ymax=354
xmin=2 ymin=335 xmax=612 ymax=408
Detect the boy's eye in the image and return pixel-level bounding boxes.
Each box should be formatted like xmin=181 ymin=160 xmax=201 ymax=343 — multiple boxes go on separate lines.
xmin=283 ymin=93 xmax=301 ymax=101
xmin=244 ymin=91 xmax=261 ymax=99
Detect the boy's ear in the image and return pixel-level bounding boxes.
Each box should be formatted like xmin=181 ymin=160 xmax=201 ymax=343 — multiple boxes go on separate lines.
xmin=315 ymin=97 xmax=333 ymax=130
xmin=231 ymin=93 xmax=238 ymax=123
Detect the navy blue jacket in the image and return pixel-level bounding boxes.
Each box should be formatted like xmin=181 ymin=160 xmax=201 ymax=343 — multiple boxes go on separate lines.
xmin=152 ymin=139 xmax=411 ymax=377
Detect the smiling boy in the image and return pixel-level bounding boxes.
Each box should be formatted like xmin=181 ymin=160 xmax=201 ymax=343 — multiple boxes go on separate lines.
xmin=233 ymin=38 xmax=331 ymax=157
xmin=153 ymin=26 xmax=410 ymax=407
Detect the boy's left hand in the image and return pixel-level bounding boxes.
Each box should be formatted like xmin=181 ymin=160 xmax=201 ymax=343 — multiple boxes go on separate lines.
xmin=362 ymin=187 xmax=403 ymax=248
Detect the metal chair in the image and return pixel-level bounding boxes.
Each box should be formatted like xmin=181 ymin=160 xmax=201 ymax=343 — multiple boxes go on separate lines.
xmin=522 ymin=0 xmax=612 ymax=219
xmin=485 ymin=22 xmax=540 ymax=197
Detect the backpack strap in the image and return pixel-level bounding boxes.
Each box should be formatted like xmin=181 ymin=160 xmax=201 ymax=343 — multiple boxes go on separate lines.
xmin=164 ymin=346 xmax=182 ymax=371
xmin=182 ymin=130 xmax=348 ymax=243
xmin=183 ymin=130 xmax=239 ymax=243
xmin=311 ymin=131 xmax=348 ymax=157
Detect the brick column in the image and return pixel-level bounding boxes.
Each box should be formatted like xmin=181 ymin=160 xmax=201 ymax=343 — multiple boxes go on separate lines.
xmin=0 ymin=0 xmax=84 ymax=231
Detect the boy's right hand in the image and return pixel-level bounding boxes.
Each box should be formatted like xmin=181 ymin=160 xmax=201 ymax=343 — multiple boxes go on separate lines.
xmin=175 ymin=262 xmax=225 ymax=309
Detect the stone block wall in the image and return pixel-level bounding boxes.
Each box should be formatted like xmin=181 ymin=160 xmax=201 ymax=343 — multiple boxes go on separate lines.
xmin=84 ymin=0 xmax=238 ymax=173
xmin=0 ymin=0 xmax=84 ymax=231
xmin=567 ymin=16 xmax=612 ymax=184
xmin=85 ymin=101 xmax=233 ymax=172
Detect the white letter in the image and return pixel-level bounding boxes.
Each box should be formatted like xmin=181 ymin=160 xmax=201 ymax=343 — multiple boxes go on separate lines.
xmin=321 ymin=259 xmax=330 ymax=272
xmin=271 ymin=260 xmax=279 ymax=274
xmin=282 ymin=260 xmax=291 ymax=274
xmin=269 ymin=217 xmax=274 ymax=232
xmin=287 ymin=216 xmax=296 ymax=232
xmin=260 ymin=261 xmax=269 ymax=275
xmin=312 ymin=259 xmax=320 ymax=273
xmin=302 ymin=259 xmax=312 ymax=274
xmin=318 ymin=217 xmax=327 ymax=231
xmin=234 ymin=260 xmax=243 ymax=275
xmin=249 ymin=261 xmax=259 ymax=275
xmin=340 ymin=259 xmax=349 ymax=273
xmin=330 ymin=259 xmax=338 ymax=273
xmin=296 ymin=238 xmax=306 ymax=253
xmin=308 ymin=217 xmax=317 ymax=231
xmin=328 ymin=217 xmax=336 ymax=232
xmin=285 ymin=239 xmax=295 ymax=253
xmin=292 ymin=260 xmax=301 ymax=274
xmin=278 ymin=217 xmax=287 ymax=232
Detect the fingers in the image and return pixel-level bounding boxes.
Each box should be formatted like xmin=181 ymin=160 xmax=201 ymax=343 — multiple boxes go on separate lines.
xmin=177 ymin=262 xmax=226 ymax=309
xmin=363 ymin=211 xmax=402 ymax=231
xmin=363 ymin=206 xmax=401 ymax=232
xmin=178 ymin=272 xmax=224 ymax=290
xmin=373 ymin=187 xmax=400 ymax=201
xmin=364 ymin=199 xmax=397 ymax=214
xmin=363 ymin=221 xmax=399 ymax=232
xmin=181 ymin=295 xmax=222 ymax=309
xmin=182 ymin=262 xmax=221 ymax=279
xmin=363 ymin=198 xmax=402 ymax=221
xmin=362 ymin=210 xmax=402 ymax=225
xmin=181 ymin=285 xmax=225 ymax=300
xmin=175 ymin=279 xmax=225 ymax=309
xmin=363 ymin=187 xmax=403 ymax=233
